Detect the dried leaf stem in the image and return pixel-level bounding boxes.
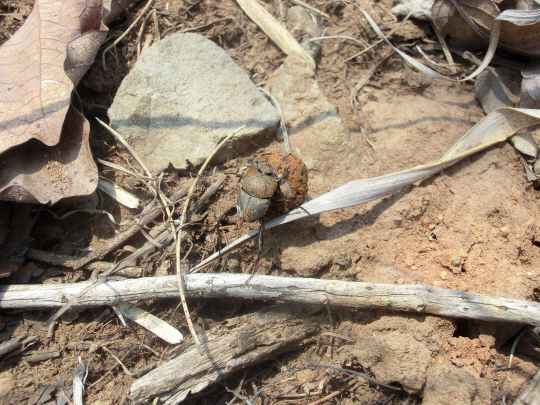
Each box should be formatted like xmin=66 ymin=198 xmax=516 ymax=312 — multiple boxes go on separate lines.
xmin=102 ymin=0 xmax=155 ymax=70
xmin=258 ymin=88 xmax=291 ymax=154
xmin=175 ymin=126 xmax=244 ymax=352
xmin=290 ymin=0 xmax=331 ymax=19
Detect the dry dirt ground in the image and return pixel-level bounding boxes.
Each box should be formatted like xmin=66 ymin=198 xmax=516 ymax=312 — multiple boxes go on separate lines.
xmin=1 ymin=0 xmax=540 ymax=404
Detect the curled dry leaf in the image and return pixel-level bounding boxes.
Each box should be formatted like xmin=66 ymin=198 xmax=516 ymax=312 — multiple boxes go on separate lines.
xmin=0 ymin=0 xmax=135 ymax=204
xmin=0 ymin=107 xmax=98 ymax=204
xmin=432 ymin=0 xmax=496 ymax=50
xmin=475 ymin=67 xmax=521 ymax=114
xmin=433 ymin=0 xmax=540 ymax=56
xmin=519 ymin=64 xmax=540 ymax=109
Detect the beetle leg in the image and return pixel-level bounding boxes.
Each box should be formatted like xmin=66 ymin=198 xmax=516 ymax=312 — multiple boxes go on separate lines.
xmin=216 ymin=206 xmax=237 ymax=229
xmin=274 ymin=199 xmax=311 ymax=216
xmin=215 ymin=206 xmax=237 ymax=256
xmin=258 ymin=217 xmax=265 ymax=251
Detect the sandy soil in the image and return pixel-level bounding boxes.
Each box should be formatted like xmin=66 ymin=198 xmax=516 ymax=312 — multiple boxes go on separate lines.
xmin=1 ymin=0 xmax=539 ymax=404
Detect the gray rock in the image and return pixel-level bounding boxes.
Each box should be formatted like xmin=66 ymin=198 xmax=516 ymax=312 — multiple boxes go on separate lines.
xmin=286 ymin=6 xmax=321 ymax=62
xmin=391 ymin=0 xmax=435 ymax=20
xmin=266 ymin=57 xmax=360 ymax=174
xmin=108 ymin=33 xmax=280 ymax=172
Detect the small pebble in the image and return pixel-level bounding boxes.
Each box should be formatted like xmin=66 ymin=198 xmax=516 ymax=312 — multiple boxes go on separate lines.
xmin=397 ymin=278 xmax=404 ymax=284
xmin=432 ymin=280 xmax=441 ymax=286
xmin=437 ymin=214 xmax=443 ymax=221
xmin=457 ymin=280 xmax=469 ymax=291
xmin=366 ymin=239 xmax=374 ymax=249
xmin=314 ymin=223 xmax=326 ymax=240
xmin=428 ymin=223 xmax=436 ymax=230
xmin=440 ymin=271 xmax=447 ymax=280
xmin=451 ymin=256 xmax=460 ymax=267
xmin=500 ymin=226 xmax=510 ymax=238
xmin=411 ymin=265 xmax=418 ymax=270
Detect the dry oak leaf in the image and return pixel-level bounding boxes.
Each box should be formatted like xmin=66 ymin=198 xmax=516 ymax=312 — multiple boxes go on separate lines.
xmin=0 ymin=0 xmax=135 ymax=204
xmin=0 ymin=0 xmax=108 ymax=154
xmin=434 ymin=0 xmax=540 ymax=56
xmin=0 ymin=106 xmax=97 ymax=204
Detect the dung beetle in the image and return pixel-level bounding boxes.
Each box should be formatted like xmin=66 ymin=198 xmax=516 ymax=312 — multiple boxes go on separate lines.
xmin=237 ymin=153 xmax=308 ymax=222
xmin=237 ymin=162 xmax=283 ymax=222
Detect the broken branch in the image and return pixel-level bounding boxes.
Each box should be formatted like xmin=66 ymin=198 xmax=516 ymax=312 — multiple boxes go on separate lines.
xmin=2 ymin=274 xmax=540 ymax=326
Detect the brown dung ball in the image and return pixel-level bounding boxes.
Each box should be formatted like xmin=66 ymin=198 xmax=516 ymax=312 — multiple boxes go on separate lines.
xmin=258 ymin=152 xmax=308 ymax=213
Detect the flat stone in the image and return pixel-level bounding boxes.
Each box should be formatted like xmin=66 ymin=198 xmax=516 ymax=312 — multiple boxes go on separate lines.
xmin=266 ymin=56 xmax=360 ymax=176
xmin=108 ymin=33 xmax=279 ymax=172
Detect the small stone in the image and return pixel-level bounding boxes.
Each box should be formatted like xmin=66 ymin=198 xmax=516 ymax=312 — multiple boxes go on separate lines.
xmin=457 ymin=280 xmax=469 ymax=291
xmin=432 ymin=280 xmax=441 ymax=286
xmin=333 ymin=253 xmax=352 ymax=268
xmin=397 ymin=278 xmax=404 ymax=284
xmin=509 ymin=186 xmax=521 ymax=200
xmin=366 ymin=239 xmax=374 ymax=249
xmin=440 ymin=271 xmax=447 ymax=280
xmin=451 ymin=256 xmax=460 ymax=267
xmin=314 ymin=222 xmax=326 ymax=240
xmin=500 ymin=226 xmax=510 ymax=237
xmin=109 ymin=33 xmax=279 ymax=172
xmin=437 ymin=214 xmax=443 ymax=222
xmin=428 ymin=223 xmax=436 ymax=230
xmin=391 ymin=0 xmax=435 ymax=20
xmin=411 ymin=265 xmax=418 ymax=270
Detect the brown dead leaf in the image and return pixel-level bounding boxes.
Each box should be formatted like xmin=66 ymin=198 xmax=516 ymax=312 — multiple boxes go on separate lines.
xmin=434 ymin=0 xmax=540 ymax=56
xmin=0 ymin=0 xmax=106 ymax=154
xmin=0 ymin=0 xmax=135 ymax=204
xmin=0 ymin=106 xmax=98 ymax=205
xmin=499 ymin=10 xmax=540 ymax=56
xmin=432 ymin=0 xmax=497 ymax=50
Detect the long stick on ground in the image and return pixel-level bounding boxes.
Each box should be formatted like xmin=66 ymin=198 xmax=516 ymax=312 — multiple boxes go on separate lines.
xmin=2 ymin=274 xmax=540 ymax=326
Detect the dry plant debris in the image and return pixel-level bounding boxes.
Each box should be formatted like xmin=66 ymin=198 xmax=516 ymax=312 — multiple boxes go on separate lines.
xmin=3 ymin=0 xmax=540 ymax=404
xmin=0 ymin=0 xmax=136 ymax=204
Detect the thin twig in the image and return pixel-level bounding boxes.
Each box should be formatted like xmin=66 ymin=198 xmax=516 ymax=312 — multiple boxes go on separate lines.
xmin=137 ymin=11 xmax=154 ymax=59
xmin=258 ymin=88 xmax=291 ymax=154
xmin=102 ymin=0 xmax=155 ymax=70
xmin=152 ymin=9 xmax=161 ymax=41
xmin=95 ymin=118 xmax=152 ymax=177
xmin=310 ymin=35 xmax=364 ymax=46
xmin=102 ymin=346 xmax=133 ymax=376
xmin=290 ymin=0 xmax=331 ymax=19
xmin=509 ymin=329 xmax=527 ymax=368
xmin=431 ymin=22 xmax=457 ymax=75
xmin=70 ymin=188 xmax=187 ymax=269
xmin=175 ymin=126 xmax=245 ymax=353
xmin=181 ymin=17 xmax=233 ymax=33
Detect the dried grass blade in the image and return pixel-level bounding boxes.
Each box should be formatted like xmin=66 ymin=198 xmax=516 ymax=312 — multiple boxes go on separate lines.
xmin=113 ymin=303 xmax=183 ymax=344
xmin=98 ymin=177 xmax=141 ymax=209
xmin=192 ymin=107 xmax=540 ymax=271
xmin=236 ymin=0 xmax=316 ymax=70
xmin=97 ymin=158 xmax=152 ymax=180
